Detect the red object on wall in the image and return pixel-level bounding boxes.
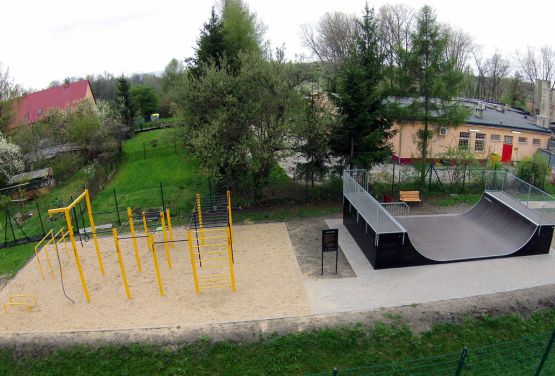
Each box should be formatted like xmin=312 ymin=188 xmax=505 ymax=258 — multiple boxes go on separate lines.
xmin=501 ymin=143 xmax=513 ymax=162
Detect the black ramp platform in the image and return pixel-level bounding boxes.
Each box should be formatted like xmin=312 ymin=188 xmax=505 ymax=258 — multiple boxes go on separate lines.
xmin=343 ymin=191 xmax=554 ymax=269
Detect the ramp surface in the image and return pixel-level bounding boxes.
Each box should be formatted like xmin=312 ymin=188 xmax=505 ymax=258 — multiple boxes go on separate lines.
xmin=403 ymin=191 xmax=541 ymax=261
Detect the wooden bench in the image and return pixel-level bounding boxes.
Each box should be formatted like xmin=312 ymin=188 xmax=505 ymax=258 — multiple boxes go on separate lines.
xmin=400 ymin=191 xmax=422 ymax=206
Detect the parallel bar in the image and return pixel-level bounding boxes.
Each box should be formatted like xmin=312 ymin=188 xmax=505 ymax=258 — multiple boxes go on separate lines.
xmin=160 ymin=211 xmax=171 ymax=269
xmin=128 ymin=208 xmax=142 ymax=272
xmin=64 ymin=210 xmax=90 ymax=303
xmin=188 ymin=230 xmax=200 ymax=293
xmin=113 ymin=228 xmax=131 ymax=300
xmin=149 ymin=234 xmax=164 ymax=296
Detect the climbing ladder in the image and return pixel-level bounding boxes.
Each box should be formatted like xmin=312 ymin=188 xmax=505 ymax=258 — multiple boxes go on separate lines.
xmin=187 ymin=192 xmax=236 ymax=293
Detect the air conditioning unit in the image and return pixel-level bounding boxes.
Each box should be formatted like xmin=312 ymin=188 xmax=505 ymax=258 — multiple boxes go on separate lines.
xmin=439 ymin=127 xmax=448 ymax=136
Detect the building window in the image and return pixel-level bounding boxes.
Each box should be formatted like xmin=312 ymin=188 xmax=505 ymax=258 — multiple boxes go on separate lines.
xmin=533 ymin=138 xmax=541 ymax=146
xmin=518 ymin=137 xmax=527 ymax=144
xmin=474 ymin=133 xmax=485 ymax=152
xmin=491 ymin=134 xmax=500 ymax=142
xmin=459 ymin=132 xmax=470 ymax=149
xmin=504 ymin=135 xmax=513 ymax=144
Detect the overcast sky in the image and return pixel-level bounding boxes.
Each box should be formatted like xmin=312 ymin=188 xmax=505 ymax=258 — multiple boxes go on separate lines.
xmin=2 ymin=0 xmax=554 ymax=90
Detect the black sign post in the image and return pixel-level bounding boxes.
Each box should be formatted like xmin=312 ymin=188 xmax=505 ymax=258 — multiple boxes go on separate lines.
xmin=322 ymin=229 xmax=339 ymax=275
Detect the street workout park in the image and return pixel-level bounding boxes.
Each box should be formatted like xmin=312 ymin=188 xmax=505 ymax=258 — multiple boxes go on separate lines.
xmin=1 ymin=169 xmax=555 ymax=336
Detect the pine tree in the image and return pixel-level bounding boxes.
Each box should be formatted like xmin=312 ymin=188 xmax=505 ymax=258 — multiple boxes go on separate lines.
xmin=194 ymin=7 xmax=225 ymax=71
xmin=116 ymin=76 xmax=134 ymax=127
xmin=330 ymin=5 xmax=393 ymax=168
xmin=400 ymin=6 xmax=468 ymax=184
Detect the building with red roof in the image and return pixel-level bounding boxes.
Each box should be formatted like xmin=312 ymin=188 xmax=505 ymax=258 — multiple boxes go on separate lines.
xmin=7 ymin=80 xmax=96 ymax=130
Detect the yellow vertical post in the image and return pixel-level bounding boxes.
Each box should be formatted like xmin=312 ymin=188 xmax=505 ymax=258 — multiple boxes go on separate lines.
xmin=45 ymin=234 xmax=55 ymax=279
xmin=166 ymin=208 xmax=174 ymax=249
xmin=64 ymin=211 xmax=91 ymax=303
xmin=62 ymin=229 xmax=69 ymax=258
xmin=127 ymin=208 xmax=142 ymax=272
xmin=149 ymin=234 xmax=164 ymax=296
xmin=227 ymin=227 xmax=236 ymax=291
xmin=160 ymin=211 xmax=172 ymax=269
xmin=52 ymin=230 xmax=63 ymax=279
xmin=142 ymin=211 xmax=151 ymax=252
xmin=187 ymin=229 xmax=200 ymax=293
xmin=113 ymin=228 xmax=131 ymax=300
xmin=85 ymin=190 xmax=104 ymax=275
xmin=227 ymin=190 xmax=233 ymax=242
xmin=196 ymin=193 xmax=205 ymax=245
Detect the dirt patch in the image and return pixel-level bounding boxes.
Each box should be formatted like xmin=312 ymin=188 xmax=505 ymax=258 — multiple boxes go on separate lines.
xmin=285 ymin=216 xmax=355 ymax=279
xmin=0 ymin=223 xmax=310 ymax=333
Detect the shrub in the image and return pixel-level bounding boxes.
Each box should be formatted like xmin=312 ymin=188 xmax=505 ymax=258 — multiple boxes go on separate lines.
xmin=516 ymin=154 xmax=550 ymax=189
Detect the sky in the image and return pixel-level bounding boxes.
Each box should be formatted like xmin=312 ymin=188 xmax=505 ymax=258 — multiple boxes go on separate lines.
xmin=2 ymin=0 xmax=554 ymax=90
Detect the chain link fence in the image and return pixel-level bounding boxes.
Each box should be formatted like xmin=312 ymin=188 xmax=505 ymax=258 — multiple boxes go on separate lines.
xmin=307 ymin=330 xmax=555 ymax=376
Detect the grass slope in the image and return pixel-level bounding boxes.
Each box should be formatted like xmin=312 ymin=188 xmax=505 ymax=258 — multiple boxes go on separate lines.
xmin=1 ymin=311 xmax=555 ymax=375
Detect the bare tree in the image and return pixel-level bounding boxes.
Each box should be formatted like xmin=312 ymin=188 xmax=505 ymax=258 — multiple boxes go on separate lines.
xmin=0 ymin=63 xmax=14 ymax=101
xmin=376 ymin=4 xmax=415 ymax=68
xmin=472 ymin=46 xmax=488 ymax=99
xmin=300 ymin=12 xmax=359 ymax=66
xmin=484 ymin=53 xmax=511 ymax=101
xmin=443 ymin=26 xmax=473 ymax=71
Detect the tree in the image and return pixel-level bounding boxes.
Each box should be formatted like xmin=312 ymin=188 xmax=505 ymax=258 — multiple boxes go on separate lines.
xmin=502 ymin=72 xmax=526 ymax=108
xmin=161 ymin=58 xmax=185 ymax=116
xmin=0 ymin=132 xmax=24 ymax=185
xmin=301 ymin=12 xmax=359 ymax=66
xmin=484 ymin=52 xmax=510 ymax=101
xmin=0 ymin=63 xmax=19 ymax=130
xmin=399 ymin=6 xmax=468 ymax=184
xmin=293 ymin=89 xmax=336 ymax=189
xmin=194 ymin=7 xmax=226 ymax=71
xmin=178 ymin=50 xmax=308 ymax=200
xmin=130 ymin=85 xmax=159 ymax=120
xmin=116 ymin=76 xmax=135 ymax=127
xmin=330 ymin=5 xmax=394 ymax=168
xmin=220 ymin=0 xmax=265 ymax=70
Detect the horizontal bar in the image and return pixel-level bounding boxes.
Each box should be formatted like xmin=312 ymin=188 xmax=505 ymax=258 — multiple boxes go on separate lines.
xmin=197 ymin=273 xmax=229 ymax=278
xmin=194 ymin=257 xmax=228 ymax=262
xmin=199 ymin=285 xmax=232 ymax=290
xmin=189 ymin=227 xmax=227 ymax=233
xmin=194 ymin=236 xmax=227 ymax=240
xmin=191 ymin=243 xmax=227 ymax=248
xmin=194 ymin=250 xmax=226 ymax=255
xmin=197 ymin=265 xmax=228 ymax=269
xmin=48 ymin=191 xmax=87 ymax=214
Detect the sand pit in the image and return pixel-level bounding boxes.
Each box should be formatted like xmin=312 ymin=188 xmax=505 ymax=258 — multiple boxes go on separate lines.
xmin=0 ymin=223 xmax=310 ymax=333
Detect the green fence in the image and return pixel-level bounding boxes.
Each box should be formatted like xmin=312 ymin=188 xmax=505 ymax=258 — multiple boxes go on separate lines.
xmin=307 ymin=330 xmax=555 ymax=375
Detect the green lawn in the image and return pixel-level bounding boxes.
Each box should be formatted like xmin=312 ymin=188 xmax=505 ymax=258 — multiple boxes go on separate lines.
xmin=89 ymin=129 xmax=209 ymax=226
xmin=1 ymin=310 xmax=555 ymax=375
xmin=0 ymin=242 xmax=35 ymax=279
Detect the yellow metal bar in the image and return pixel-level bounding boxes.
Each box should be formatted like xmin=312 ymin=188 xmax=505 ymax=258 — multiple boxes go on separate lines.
xmin=51 ymin=229 xmax=63 ymax=279
xmin=44 ymin=236 xmax=55 ymax=279
xmin=149 ymin=234 xmax=165 ymax=296
xmin=193 ymin=257 xmax=228 ymax=262
xmin=34 ymin=230 xmax=52 ymax=279
xmin=227 ymin=190 xmax=233 ymax=242
xmin=128 ymin=208 xmax=142 ymax=272
xmin=56 ymin=229 xmax=69 ymax=258
xmin=85 ymin=190 xmax=104 ymax=275
xmin=47 ymin=191 xmax=87 ymax=215
xmin=64 ymin=210 xmax=91 ymax=303
xmin=113 ymin=228 xmax=131 ymax=300
xmin=197 ymin=264 xmax=228 ymax=269
xmin=194 ymin=236 xmax=227 ymax=240
xmin=190 ymin=227 xmax=227 ymax=233
xmin=191 ymin=243 xmax=227 ymax=248
xmin=187 ymin=230 xmax=200 ymax=293
xmin=160 ymin=211 xmax=172 ymax=269
xmin=199 ymin=285 xmax=232 ymax=290
xmin=193 ymin=250 xmax=226 ymax=255
xmin=142 ymin=211 xmax=151 ymax=252
xmin=227 ymin=227 xmax=236 ymax=291
xmin=8 ymin=294 xmax=37 ymax=305
xmin=196 ymin=193 xmax=205 ymax=246
xmin=166 ymin=208 xmax=174 ymax=249
xmin=197 ymin=273 xmax=229 ymax=278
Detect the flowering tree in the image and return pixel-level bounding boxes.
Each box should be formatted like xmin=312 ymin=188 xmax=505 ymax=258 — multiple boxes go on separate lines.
xmin=0 ymin=133 xmax=24 ymax=184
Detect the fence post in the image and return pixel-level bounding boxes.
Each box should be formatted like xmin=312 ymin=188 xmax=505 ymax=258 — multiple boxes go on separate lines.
xmin=36 ymin=202 xmax=46 ymax=236
xmin=332 ymin=367 xmax=338 ymax=376
xmin=462 ymin=163 xmax=467 ymax=193
xmin=160 ymin=182 xmax=166 ymax=212
xmin=143 ymin=142 xmax=146 ymax=160
xmin=535 ymin=330 xmax=555 ymax=376
xmin=428 ymin=164 xmax=433 ymax=192
xmin=113 ymin=189 xmax=121 ymax=226
xmin=454 ymin=347 xmax=468 ymax=376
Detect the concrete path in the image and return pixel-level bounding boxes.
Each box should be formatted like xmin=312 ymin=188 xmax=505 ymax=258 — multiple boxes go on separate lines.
xmin=303 ymin=219 xmax=555 ymax=314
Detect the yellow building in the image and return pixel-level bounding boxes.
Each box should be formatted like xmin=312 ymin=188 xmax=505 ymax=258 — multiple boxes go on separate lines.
xmin=391 ymin=104 xmax=551 ymax=163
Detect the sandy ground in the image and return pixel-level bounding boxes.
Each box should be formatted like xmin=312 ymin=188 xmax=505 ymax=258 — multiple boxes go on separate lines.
xmin=0 ymin=223 xmax=310 ymax=333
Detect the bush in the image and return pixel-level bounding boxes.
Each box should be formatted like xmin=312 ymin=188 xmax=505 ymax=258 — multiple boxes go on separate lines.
xmin=516 ymin=154 xmax=550 ymax=189
xmin=0 ymin=194 xmax=11 ymax=211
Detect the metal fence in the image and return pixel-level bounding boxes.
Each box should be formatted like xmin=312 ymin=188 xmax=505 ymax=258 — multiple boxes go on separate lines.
xmin=307 ymin=330 xmax=555 ymax=376
xmin=343 ymin=169 xmax=406 ymax=238
xmin=538 ymin=149 xmax=555 ymax=169
xmin=484 ymin=170 xmax=555 ymax=226
xmin=381 ymin=202 xmax=410 ymax=227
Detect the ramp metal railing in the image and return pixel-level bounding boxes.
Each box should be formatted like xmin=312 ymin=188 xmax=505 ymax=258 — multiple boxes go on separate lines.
xmin=381 ymin=202 xmax=410 ymax=227
xmin=484 ymin=170 xmax=555 ymax=226
xmin=343 ymin=170 xmax=406 ymax=245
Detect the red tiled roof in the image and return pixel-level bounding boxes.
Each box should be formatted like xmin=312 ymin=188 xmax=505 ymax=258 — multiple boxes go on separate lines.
xmin=12 ymin=80 xmax=93 ymax=126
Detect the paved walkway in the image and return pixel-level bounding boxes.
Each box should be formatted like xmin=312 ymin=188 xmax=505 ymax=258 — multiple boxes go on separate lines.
xmin=303 ymin=219 xmax=555 ymax=314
